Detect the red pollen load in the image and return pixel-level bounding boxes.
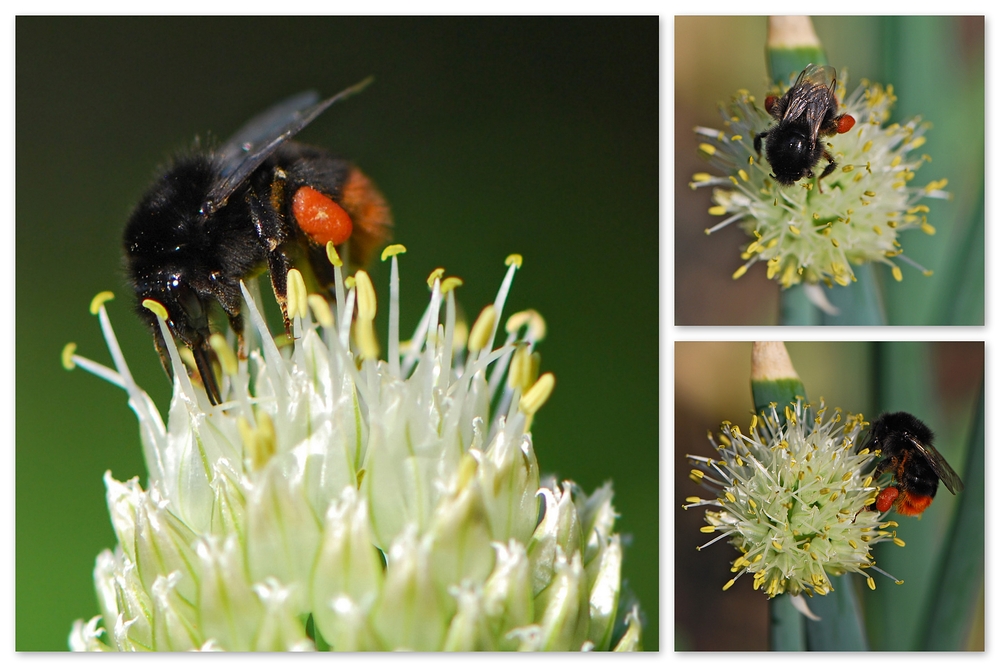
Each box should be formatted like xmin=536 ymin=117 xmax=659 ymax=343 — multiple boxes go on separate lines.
xmin=837 ymin=114 xmax=856 ymax=134
xmin=875 ymin=487 xmax=899 ymax=513
xmin=292 ymin=185 xmax=353 ymax=246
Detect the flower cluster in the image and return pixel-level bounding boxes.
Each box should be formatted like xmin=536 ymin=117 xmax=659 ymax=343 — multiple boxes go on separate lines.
xmin=692 ymin=70 xmax=948 ymax=289
xmin=684 ymin=400 xmax=904 ymax=598
xmin=65 ymin=247 xmax=640 ymax=651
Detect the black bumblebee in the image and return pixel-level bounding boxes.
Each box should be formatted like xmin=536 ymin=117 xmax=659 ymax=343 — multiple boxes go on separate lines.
xmin=864 ymin=412 xmax=964 ymax=516
xmin=123 ymin=78 xmax=392 ymax=405
xmin=753 ymin=64 xmax=856 ymax=187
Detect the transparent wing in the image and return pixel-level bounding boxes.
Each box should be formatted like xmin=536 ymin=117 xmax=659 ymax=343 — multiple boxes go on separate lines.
xmin=215 ymin=90 xmax=321 ymax=177
xmin=779 ymin=64 xmax=837 ymax=145
xmin=201 ymin=76 xmax=374 ymax=214
xmin=905 ymin=433 xmax=965 ymax=494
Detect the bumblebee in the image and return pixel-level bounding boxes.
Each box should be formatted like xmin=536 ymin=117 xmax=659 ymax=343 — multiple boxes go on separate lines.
xmin=865 ymin=412 xmax=964 ymax=516
xmin=123 ymin=79 xmax=391 ymax=405
xmin=753 ymin=64 xmax=856 ymax=187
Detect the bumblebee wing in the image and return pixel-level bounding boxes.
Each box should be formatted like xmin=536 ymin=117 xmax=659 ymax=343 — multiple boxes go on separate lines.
xmin=215 ymin=90 xmax=321 ymax=172
xmin=202 ymin=77 xmax=374 ymax=214
xmin=905 ymin=433 xmax=965 ymax=494
xmin=779 ymin=65 xmax=837 ymax=133
xmin=798 ymin=64 xmax=836 ymax=89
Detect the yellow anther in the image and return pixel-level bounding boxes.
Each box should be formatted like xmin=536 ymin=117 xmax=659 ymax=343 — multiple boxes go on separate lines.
xmin=893 ymin=537 xmax=906 ymax=547
xmin=505 ymin=253 xmax=523 ymax=268
xmin=722 ymin=579 xmax=735 ymax=591
xmin=771 ymin=540 xmax=782 ymax=551
xmin=690 ymin=469 xmax=705 ymax=481
xmin=426 ymin=267 xmax=445 ymax=289
xmin=862 ymin=140 xmax=873 ymax=152
xmin=325 ymin=241 xmax=343 ymax=267
xmin=344 ymin=276 xmax=356 ymax=289
xmin=142 ymin=299 xmax=169 ymax=320
xmin=841 ymin=472 xmax=853 ymax=482
xmin=253 ymin=412 xmax=277 ymax=470
xmin=381 ymin=243 xmax=407 ymax=261
xmin=468 ymin=304 xmax=496 ymax=353
xmin=61 ymin=343 xmax=77 ymax=370
xmin=890 ymin=156 xmax=902 ymax=168
xmin=731 ymin=135 xmax=743 ymax=141
xmin=848 ymin=539 xmax=858 ymax=549
xmin=90 ymin=291 xmax=115 ymax=315
xmin=519 ymin=372 xmax=555 ymax=416
xmin=725 ymin=492 xmax=736 ymax=503
xmin=307 ymin=294 xmax=334 ymax=329
xmin=921 ymin=221 xmax=936 ymax=235
xmin=842 ymin=164 xmax=854 ymax=172
xmin=732 ymin=265 xmax=748 ymax=280
xmin=458 ymin=452 xmax=478 ymax=489
xmin=708 ymin=205 xmax=726 ymax=216
xmin=698 ymin=143 xmax=716 ymax=156
xmin=700 ymin=526 xmax=716 ymax=534
xmin=891 ymin=266 xmax=903 ymax=282
xmin=208 ymin=333 xmax=238 ymax=377
xmin=692 ymin=173 xmax=712 ymax=182
xmin=440 ymin=276 xmax=464 ymax=294
xmin=286 ymin=268 xmax=309 ymax=320
xmin=685 ymin=497 xmax=702 ymax=504
xmin=237 ymin=416 xmax=254 ymax=457
xmin=354 ymin=270 xmax=377 ymax=321
xmin=789 ymin=225 xmax=800 ymax=235
xmin=178 ymin=346 xmax=196 ymax=373
xmin=507 ymin=345 xmax=533 ymax=392
xmin=909 ymin=136 xmax=926 ymax=149
xmin=867 ymin=577 xmax=876 ymax=591
xmin=506 ymin=309 xmax=547 ymax=341
xmin=354 ymin=319 xmax=380 ymax=360
xmin=864 ymin=190 xmax=876 ymax=197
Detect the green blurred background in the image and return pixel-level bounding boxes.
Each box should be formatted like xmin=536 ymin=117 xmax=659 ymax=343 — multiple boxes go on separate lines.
xmin=674 ymin=341 xmax=984 ymax=650
xmin=15 ymin=17 xmax=659 ymax=650
xmin=675 ymin=16 xmax=984 ymax=325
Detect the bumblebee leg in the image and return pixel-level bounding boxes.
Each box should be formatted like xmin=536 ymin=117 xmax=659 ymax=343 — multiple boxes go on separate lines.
xmin=753 ymin=131 xmax=767 ymax=157
xmin=819 ymin=150 xmax=838 ymax=180
xmin=226 ymin=311 xmax=248 ymax=360
xmin=191 ymin=339 xmax=223 ymax=406
xmin=246 ymin=185 xmax=294 ymax=336
xmin=266 ymin=249 xmax=294 ymax=335
xmin=870 ymin=455 xmax=896 ymax=481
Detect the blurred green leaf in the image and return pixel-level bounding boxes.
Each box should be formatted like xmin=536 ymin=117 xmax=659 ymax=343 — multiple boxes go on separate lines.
xmin=880 ymin=17 xmax=984 ymax=325
xmin=864 ymin=342 xmax=945 ymax=650
xmin=921 ymin=381 xmax=984 ymax=649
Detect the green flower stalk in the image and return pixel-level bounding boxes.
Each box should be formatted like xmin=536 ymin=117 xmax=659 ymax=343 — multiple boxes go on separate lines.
xmin=64 ymin=246 xmax=640 ymax=651
xmin=692 ymin=69 xmax=948 ymax=299
xmin=685 ymin=399 xmax=905 ymax=603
